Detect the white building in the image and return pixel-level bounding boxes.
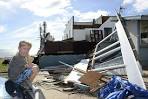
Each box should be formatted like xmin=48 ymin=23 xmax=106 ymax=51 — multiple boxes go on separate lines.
xmin=96 ymin=16 xmax=117 ymax=38
xmin=63 ymin=16 xmax=117 ymax=42
xmin=123 ymin=15 xmax=148 ymax=69
xmin=63 ymin=16 xmax=102 ymax=41
xmin=63 ymin=15 xmax=148 ymax=69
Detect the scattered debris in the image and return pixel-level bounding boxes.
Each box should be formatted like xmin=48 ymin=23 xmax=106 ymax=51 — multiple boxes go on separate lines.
xmin=33 ymin=13 xmax=148 ymax=99
xmin=79 ymin=71 xmax=104 ymax=92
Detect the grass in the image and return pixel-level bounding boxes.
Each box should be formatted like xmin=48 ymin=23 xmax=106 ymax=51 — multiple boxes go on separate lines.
xmin=0 ymin=58 xmax=8 ymax=73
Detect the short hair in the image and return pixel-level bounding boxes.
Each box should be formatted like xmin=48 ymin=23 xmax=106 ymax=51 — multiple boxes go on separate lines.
xmin=19 ymin=41 xmax=32 ymax=48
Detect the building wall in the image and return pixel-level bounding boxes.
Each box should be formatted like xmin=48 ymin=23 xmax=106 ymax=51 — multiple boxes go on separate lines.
xmin=125 ymin=20 xmax=148 ymax=69
xmin=63 ymin=17 xmax=94 ymax=41
xmin=125 ymin=20 xmax=139 ymax=51
xmin=64 ymin=17 xmax=74 ymax=40
xmin=139 ymin=20 xmax=148 ymax=69
xmin=73 ymin=29 xmax=91 ymax=41
xmin=140 ymin=20 xmax=148 ymax=45
xmin=95 ymin=16 xmax=103 ymax=24
xmin=98 ymin=17 xmax=116 ymax=38
xmin=139 ymin=48 xmax=148 ymax=69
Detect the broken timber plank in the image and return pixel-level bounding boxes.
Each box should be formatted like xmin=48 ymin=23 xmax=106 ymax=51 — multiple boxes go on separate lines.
xmin=79 ymin=71 xmax=109 ymax=92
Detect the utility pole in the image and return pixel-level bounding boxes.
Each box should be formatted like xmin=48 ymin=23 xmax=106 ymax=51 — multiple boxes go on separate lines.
xmin=39 ymin=24 xmax=42 ymax=50
xmin=43 ymin=21 xmax=47 ymax=39
xmin=38 ymin=22 xmax=47 ymax=55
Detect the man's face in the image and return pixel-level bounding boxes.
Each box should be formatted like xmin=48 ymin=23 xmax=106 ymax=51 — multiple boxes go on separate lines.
xmin=18 ymin=44 xmax=31 ymax=56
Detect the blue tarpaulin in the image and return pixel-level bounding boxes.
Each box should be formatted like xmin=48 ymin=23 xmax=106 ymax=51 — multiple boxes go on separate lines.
xmin=15 ymin=68 xmax=32 ymax=84
xmin=5 ymin=68 xmax=32 ymax=97
xmin=99 ymin=76 xmax=148 ymax=99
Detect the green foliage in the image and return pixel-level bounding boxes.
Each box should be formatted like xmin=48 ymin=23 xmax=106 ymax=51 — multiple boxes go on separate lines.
xmin=0 ymin=58 xmax=8 ymax=72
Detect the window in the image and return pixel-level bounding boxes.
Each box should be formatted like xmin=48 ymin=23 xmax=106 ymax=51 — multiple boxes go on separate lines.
xmin=104 ymin=28 xmax=112 ymax=37
xmin=141 ymin=21 xmax=148 ymax=46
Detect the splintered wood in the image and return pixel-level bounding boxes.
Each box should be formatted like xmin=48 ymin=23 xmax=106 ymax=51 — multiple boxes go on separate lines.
xmin=79 ymin=71 xmax=108 ymax=92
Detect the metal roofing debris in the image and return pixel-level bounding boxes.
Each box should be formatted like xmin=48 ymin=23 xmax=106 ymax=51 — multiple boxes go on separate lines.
xmin=116 ymin=16 xmax=146 ymax=89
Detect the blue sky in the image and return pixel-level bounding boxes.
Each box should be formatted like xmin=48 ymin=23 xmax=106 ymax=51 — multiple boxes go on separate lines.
xmin=0 ymin=0 xmax=148 ymax=57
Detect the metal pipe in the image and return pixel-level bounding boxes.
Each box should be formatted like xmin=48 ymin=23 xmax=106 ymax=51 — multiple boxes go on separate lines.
xmin=59 ymin=61 xmax=73 ymax=68
xmin=91 ymin=30 xmax=117 ymax=66
xmin=95 ymin=56 xmax=123 ymax=68
xmin=94 ymin=47 xmax=121 ymax=60
xmin=91 ymin=64 xmax=125 ymax=72
xmin=95 ymin=30 xmax=117 ymax=50
xmin=95 ymin=41 xmax=120 ymax=56
xmin=59 ymin=61 xmax=86 ymax=74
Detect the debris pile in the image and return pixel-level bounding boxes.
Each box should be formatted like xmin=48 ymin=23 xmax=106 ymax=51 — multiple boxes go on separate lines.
xmin=35 ymin=13 xmax=148 ymax=99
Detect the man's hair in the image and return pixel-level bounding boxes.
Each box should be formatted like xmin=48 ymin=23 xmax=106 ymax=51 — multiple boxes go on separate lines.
xmin=19 ymin=41 xmax=32 ymax=48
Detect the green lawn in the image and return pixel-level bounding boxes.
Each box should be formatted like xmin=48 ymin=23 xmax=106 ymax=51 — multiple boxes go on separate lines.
xmin=0 ymin=58 xmax=8 ymax=73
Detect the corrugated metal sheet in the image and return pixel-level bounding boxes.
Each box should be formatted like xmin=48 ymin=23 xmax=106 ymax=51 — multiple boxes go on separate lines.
xmin=39 ymin=54 xmax=86 ymax=68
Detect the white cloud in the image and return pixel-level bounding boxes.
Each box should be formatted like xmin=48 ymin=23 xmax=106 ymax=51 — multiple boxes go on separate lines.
xmin=44 ymin=9 xmax=109 ymax=40
xmin=21 ymin=0 xmax=71 ymax=17
xmin=7 ymin=20 xmax=65 ymax=55
xmin=0 ymin=0 xmax=20 ymax=10
xmin=0 ymin=0 xmax=71 ymax=17
xmin=11 ymin=22 xmax=39 ymax=39
xmin=73 ymin=10 xmax=109 ymax=21
xmin=0 ymin=22 xmax=41 ymax=55
xmin=0 ymin=0 xmax=110 ymax=56
xmin=11 ymin=22 xmax=40 ymax=55
xmin=133 ymin=0 xmax=148 ymax=12
xmin=0 ymin=0 xmax=23 ymax=14
xmin=123 ymin=0 xmax=134 ymax=5
xmin=46 ymin=20 xmax=66 ymax=41
xmin=0 ymin=1 xmax=11 ymax=9
xmin=0 ymin=25 xmax=6 ymax=33
xmin=0 ymin=0 xmax=109 ymax=19
xmin=123 ymin=0 xmax=148 ymax=12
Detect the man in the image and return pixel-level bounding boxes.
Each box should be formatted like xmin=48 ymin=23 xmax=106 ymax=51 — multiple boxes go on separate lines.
xmin=7 ymin=41 xmax=39 ymax=98
xmin=8 ymin=41 xmax=39 ymax=83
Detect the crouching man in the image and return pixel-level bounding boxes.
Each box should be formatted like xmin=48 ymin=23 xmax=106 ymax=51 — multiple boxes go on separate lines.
xmin=7 ymin=41 xmax=39 ymax=98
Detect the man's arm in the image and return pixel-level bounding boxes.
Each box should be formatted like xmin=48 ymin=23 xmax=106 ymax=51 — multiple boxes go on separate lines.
xmin=8 ymin=55 xmax=26 ymax=80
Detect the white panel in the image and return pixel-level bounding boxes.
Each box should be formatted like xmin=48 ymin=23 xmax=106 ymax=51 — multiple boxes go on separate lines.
xmin=64 ymin=59 xmax=89 ymax=83
xmin=64 ymin=17 xmax=73 ymax=39
xmin=73 ymin=29 xmax=87 ymax=41
xmin=98 ymin=17 xmax=116 ymax=37
xmin=74 ymin=59 xmax=89 ymax=71
xmin=116 ymin=21 xmax=146 ymax=89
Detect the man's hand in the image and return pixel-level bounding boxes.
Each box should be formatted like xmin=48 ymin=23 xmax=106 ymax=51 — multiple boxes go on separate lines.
xmin=25 ymin=63 xmax=34 ymax=68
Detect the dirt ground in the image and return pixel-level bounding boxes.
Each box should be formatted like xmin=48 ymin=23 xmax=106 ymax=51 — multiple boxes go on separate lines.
xmin=1 ymin=70 xmax=147 ymax=99
xmin=33 ymin=71 xmax=97 ymax=99
xmin=33 ymin=70 xmax=148 ymax=99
